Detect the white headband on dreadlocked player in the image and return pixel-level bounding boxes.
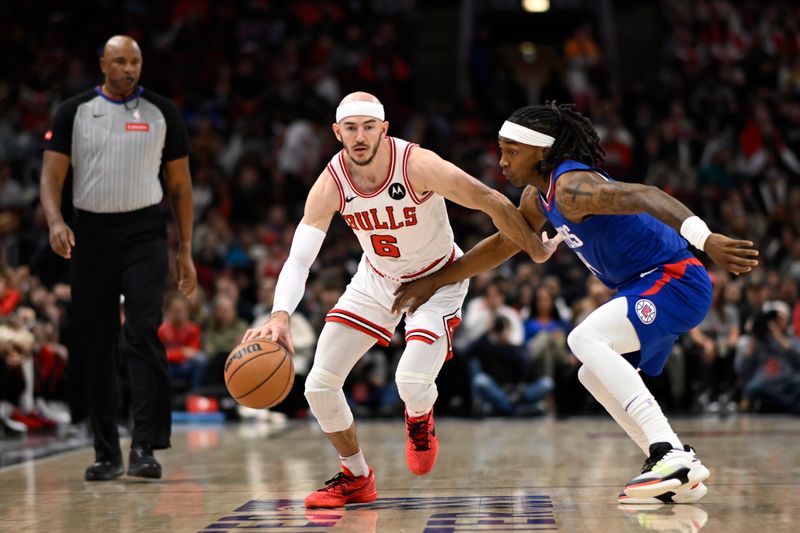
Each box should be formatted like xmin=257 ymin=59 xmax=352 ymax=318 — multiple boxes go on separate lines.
xmin=336 ymin=101 xmax=385 ymax=123
xmin=498 ymin=121 xmax=555 ymax=147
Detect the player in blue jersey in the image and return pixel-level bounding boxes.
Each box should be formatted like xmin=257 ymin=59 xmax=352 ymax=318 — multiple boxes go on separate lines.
xmin=392 ymin=102 xmax=759 ymax=504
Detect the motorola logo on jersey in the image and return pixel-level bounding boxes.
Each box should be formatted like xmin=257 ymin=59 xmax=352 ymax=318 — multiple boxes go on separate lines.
xmin=388 ymin=183 xmax=406 ymax=200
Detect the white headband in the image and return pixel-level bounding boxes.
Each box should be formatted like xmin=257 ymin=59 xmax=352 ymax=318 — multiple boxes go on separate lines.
xmin=498 ymin=121 xmax=555 ymax=147
xmin=336 ymin=101 xmax=385 ymax=122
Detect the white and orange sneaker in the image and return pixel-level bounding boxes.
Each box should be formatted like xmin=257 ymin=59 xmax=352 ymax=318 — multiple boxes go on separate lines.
xmin=405 ymin=408 xmax=439 ymax=476
xmin=618 ymin=481 xmax=708 ymax=504
xmin=304 ymin=466 xmax=378 ymax=508
xmin=624 ymin=443 xmax=710 ymax=499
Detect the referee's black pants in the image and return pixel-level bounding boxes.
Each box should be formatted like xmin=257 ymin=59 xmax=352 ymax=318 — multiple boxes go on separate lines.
xmin=71 ymin=205 xmax=171 ymax=463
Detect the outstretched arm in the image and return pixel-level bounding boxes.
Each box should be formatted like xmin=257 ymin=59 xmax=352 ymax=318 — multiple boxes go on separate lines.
xmin=407 ymin=147 xmax=552 ymax=262
xmin=242 ymin=170 xmax=339 ymax=352
xmin=392 ymin=187 xmax=560 ymax=314
xmin=555 ymin=171 xmax=759 ymax=274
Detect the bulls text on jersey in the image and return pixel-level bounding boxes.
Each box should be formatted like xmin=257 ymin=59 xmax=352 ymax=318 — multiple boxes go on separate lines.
xmin=342 ymin=206 xmax=418 ymax=231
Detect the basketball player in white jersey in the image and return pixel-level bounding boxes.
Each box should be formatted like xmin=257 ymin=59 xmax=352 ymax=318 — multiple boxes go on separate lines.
xmin=242 ymin=92 xmax=558 ymax=508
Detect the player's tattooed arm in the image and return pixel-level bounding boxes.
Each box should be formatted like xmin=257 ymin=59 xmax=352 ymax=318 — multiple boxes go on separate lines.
xmin=555 ymin=171 xmax=692 ymax=230
xmin=555 ymin=171 xmax=759 ymax=275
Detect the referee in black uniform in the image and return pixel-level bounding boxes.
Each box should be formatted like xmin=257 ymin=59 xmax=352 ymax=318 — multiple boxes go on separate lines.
xmin=39 ymin=35 xmax=197 ymax=481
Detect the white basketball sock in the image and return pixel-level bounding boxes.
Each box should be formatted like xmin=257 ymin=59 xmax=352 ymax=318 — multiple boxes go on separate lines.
xmin=340 ymin=449 xmax=369 ymax=477
xmin=578 ymin=366 xmax=650 ymax=455
xmin=568 ymin=297 xmax=683 ymax=452
xmin=624 ymin=389 xmax=683 ymax=450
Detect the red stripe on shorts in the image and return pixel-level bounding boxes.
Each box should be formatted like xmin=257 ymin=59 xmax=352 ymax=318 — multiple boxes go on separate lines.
xmin=325 ymin=308 xmax=393 ymax=346
xmin=640 ymin=257 xmax=703 ymax=296
xmin=405 ymin=328 xmax=439 ymax=339
xmin=405 ymin=335 xmax=435 ymax=345
xmin=405 ymin=329 xmax=439 ymax=345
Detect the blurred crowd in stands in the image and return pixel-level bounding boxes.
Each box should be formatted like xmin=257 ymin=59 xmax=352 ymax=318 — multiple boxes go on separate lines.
xmin=2 ymin=0 xmax=800 ymax=437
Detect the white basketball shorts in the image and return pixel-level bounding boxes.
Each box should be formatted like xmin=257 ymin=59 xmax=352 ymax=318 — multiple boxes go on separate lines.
xmin=325 ymin=253 xmax=469 ymax=358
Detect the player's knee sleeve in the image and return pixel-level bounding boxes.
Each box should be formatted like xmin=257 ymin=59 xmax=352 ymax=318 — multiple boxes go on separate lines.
xmin=395 ymin=337 xmax=447 ymax=415
xmin=568 ymin=298 xmax=640 ymax=366
xmin=567 ymin=325 xmax=608 ymax=366
xmin=578 ymin=364 xmax=614 ymax=398
xmin=395 ymin=370 xmax=438 ymax=415
xmin=576 ymin=362 xmax=593 ymax=388
xmin=304 ymin=366 xmax=353 ymax=433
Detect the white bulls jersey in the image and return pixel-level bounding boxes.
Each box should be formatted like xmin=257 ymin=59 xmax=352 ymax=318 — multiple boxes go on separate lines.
xmin=326 ymin=137 xmax=456 ymax=282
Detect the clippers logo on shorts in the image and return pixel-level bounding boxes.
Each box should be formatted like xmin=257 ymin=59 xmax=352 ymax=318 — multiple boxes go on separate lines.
xmin=125 ymin=123 xmax=150 ymax=132
xmin=635 ymin=299 xmax=657 ymax=324
xmin=388 ymin=183 xmax=406 ymax=200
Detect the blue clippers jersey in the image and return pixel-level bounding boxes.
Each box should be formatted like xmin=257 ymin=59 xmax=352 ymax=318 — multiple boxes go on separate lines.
xmin=539 ymin=160 xmax=689 ymax=290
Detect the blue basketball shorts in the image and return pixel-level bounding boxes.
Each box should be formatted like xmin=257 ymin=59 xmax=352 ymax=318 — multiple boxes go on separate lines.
xmin=615 ymin=251 xmax=713 ymax=376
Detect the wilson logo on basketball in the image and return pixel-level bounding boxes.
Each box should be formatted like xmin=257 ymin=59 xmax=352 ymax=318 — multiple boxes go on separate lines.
xmin=125 ymin=123 xmax=150 ymax=132
xmin=224 ymin=342 xmax=262 ymax=373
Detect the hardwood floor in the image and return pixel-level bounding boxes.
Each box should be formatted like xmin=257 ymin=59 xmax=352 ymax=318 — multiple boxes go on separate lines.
xmin=0 ymin=415 xmax=798 ymax=532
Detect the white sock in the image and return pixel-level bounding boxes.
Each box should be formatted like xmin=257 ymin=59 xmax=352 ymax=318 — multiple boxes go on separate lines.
xmin=568 ymin=298 xmax=683 ymax=453
xmin=624 ymin=389 xmax=683 ymax=450
xmin=571 ymin=332 xmax=683 ymax=452
xmin=339 ymin=449 xmax=369 ymax=477
xmin=578 ymin=366 xmax=650 ymax=455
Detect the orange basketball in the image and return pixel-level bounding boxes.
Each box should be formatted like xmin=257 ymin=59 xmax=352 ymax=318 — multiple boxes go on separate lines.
xmin=224 ymin=339 xmax=294 ymax=409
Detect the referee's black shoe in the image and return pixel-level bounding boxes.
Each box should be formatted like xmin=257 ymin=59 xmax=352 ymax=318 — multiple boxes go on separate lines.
xmin=85 ymin=460 xmax=124 ymax=481
xmin=127 ymin=442 xmax=162 ymax=479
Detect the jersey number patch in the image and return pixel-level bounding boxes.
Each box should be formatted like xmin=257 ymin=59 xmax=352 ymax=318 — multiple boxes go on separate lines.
xmin=371 ymin=235 xmax=401 ymax=257
xmin=555 ymin=224 xmax=602 ymax=277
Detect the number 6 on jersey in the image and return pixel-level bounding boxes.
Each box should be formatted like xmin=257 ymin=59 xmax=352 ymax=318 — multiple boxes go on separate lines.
xmin=370 ymin=234 xmax=401 ymax=257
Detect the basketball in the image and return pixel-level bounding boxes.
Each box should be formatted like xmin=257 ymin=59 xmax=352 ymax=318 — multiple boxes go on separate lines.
xmin=224 ymin=339 xmax=294 ymax=409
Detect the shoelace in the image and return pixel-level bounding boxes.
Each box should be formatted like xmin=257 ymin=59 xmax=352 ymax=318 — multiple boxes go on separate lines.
xmin=318 ymin=471 xmax=351 ymax=492
xmin=407 ymin=417 xmax=431 ymax=451
xmin=640 ymin=446 xmax=674 ymax=473
xmin=640 ymin=455 xmax=659 ymax=473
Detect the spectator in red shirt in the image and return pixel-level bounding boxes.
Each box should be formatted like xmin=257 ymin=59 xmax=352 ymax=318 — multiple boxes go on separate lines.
xmin=0 ymin=273 xmax=22 ymax=317
xmin=158 ymin=293 xmax=207 ymax=391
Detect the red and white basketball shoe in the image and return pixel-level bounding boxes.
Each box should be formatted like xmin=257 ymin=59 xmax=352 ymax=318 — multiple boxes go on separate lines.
xmin=304 ymin=466 xmax=378 ymax=508
xmin=405 ymin=408 xmax=439 ymax=476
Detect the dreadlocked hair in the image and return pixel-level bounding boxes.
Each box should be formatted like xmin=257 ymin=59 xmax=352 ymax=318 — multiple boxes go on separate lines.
xmin=507 ymin=101 xmax=605 ymax=175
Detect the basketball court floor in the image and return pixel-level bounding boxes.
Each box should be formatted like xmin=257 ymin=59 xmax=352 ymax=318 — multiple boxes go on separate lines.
xmin=0 ymin=415 xmax=798 ymax=532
